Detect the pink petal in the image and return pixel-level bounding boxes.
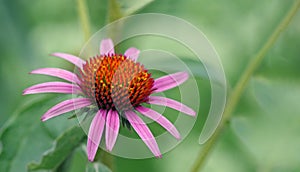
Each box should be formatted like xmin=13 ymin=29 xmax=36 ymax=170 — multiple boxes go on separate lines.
xmin=136 ymin=106 xmax=181 ymax=140
xmin=100 ymin=39 xmax=115 ymax=55
xmin=41 ymin=98 xmax=91 ymax=121
xmin=125 ymin=111 xmax=162 ymax=158
xmin=105 ymin=110 xmax=120 ymax=151
xmin=30 ymin=68 xmax=80 ymax=84
xmin=124 ymin=47 xmax=140 ymax=62
xmin=87 ymin=109 xmax=107 ymax=161
xmin=51 ymin=53 xmax=85 ymax=69
xmin=23 ymin=82 xmax=81 ymax=95
xmin=153 ymin=72 xmax=189 ymax=93
xmin=148 ymin=96 xmax=196 ymax=116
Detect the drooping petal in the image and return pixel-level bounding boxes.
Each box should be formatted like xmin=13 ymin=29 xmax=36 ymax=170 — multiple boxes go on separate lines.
xmin=136 ymin=106 xmax=181 ymax=140
xmin=124 ymin=47 xmax=140 ymax=62
xmin=105 ymin=110 xmax=120 ymax=151
xmin=100 ymin=39 xmax=115 ymax=55
xmin=51 ymin=53 xmax=85 ymax=69
xmin=23 ymin=82 xmax=82 ymax=95
xmin=148 ymin=96 xmax=196 ymax=116
xmin=87 ymin=109 xmax=107 ymax=161
xmin=41 ymin=98 xmax=92 ymax=121
xmin=125 ymin=111 xmax=162 ymax=158
xmin=30 ymin=68 xmax=80 ymax=84
xmin=153 ymin=72 xmax=189 ymax=93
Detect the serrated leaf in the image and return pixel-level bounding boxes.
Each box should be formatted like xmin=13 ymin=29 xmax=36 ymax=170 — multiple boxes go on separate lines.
xmin=27 ymin=126 xmax=85 ymax=171
xmin=56 ymin=145 xmax=112 ymax=172
xmin=0 ymin=95 xmax=79 ymax=172
xmin=118 ymin=0 xmax=154 ymax=15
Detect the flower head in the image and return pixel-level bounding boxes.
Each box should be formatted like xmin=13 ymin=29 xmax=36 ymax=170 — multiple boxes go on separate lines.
xmin=23 ymin=39 xmax=196 ymax=161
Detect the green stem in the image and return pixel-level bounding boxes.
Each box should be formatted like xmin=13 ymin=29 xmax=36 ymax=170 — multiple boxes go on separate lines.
xmin=106 ymin=0 xmax=124 ymax=49
xmin=92 ymin=0 xmax=126 ymax=170
xmin=107 ymin=0 xmax=123 ymax=23
xmin=77 ymin=0 xmax=91 ymax=42
xmin=99 ymin=151 xmax=115 ymax=171
xmin=191 ymin=1 xmax=300 ymax=171
xmin=76 ymin=0 xmax=116 ymax=170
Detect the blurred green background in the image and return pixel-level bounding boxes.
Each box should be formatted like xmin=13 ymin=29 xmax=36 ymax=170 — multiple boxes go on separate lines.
xmin=0 ymin=0 xmax=300 ymax=171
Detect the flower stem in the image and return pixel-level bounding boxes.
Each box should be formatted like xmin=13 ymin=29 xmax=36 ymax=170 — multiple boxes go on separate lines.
xmin=93 ymin=0 xmax=125 ymax=170
xmin=190 ymin=1 xmax=300 ymax=171
xmin=100 ymin=150 xmax=115 ymax=171
xmin=106 ymin=0 xmax=124 ymax=48
xmin=107 ymin=0 xmax=123 ymax=23
xmin=77 ymin=0 xmax=91 ymax=42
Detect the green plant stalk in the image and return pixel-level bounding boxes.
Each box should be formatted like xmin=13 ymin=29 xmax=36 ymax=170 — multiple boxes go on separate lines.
xmin=107 ymin=0 xmax=123 ymax=22
xmin=77 ymin=0 xmax=91 ymax=42
xmin=191 ymin=1 xmax=300 ymax=171
xmin=94 ymin=0 xmax=125 ymax=170
xmin=99 ymin=150 xmax=115 ymax=171
xmin=76 ymin=0 xmax=116 ymax=170
xmin=106 ymin=0 xmax=124 ymax=43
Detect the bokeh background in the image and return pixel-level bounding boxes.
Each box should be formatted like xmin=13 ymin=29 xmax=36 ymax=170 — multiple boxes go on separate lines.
xmin=0 ymin=0 xmax=300 ymax=172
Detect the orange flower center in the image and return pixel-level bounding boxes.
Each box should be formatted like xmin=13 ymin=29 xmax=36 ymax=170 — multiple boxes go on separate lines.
xmin=78 ymin=54 xmax=154 ymax=112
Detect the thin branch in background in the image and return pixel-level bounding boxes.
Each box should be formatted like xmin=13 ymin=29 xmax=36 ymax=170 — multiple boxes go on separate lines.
xmin=190 ymin=0 xmax=300 ymax=171
xmin=106 ymin=0 xmax=124 ymax=43
xmin=77 ymin=0 xmax=91 ymax=42
xmin=107 ymin=0 xmax=123 ymax=23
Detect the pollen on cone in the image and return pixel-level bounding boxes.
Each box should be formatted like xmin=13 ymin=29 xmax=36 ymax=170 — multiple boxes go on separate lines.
xmin=78 ymin=54 xmax=155 ymax=112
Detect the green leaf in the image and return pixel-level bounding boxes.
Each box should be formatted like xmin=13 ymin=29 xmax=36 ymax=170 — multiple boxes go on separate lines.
xmin=55 ymin=145 xmax=112 ymax=172
xmin=118 ymin=0 xmax=154 ymax=15
xmin=0 ymin=95 xmax=80 ymax=172
xmin=27 ymin=126 xmax=85 ymax=171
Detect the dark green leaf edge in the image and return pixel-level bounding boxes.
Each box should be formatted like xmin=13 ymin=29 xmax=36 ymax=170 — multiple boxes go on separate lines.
xmin=27 ymin=126 xmax=86 ymax=171
xmin=0 ymin=95 xmax=53 ymax=138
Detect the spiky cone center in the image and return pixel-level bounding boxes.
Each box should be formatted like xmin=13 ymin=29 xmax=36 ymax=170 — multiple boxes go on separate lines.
xmin=78 ymin=54 xmax=155 ymax=113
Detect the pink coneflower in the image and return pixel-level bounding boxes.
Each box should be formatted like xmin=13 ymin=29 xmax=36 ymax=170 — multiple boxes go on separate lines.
xmin=23 ymin=39 xmax=196 ymax=161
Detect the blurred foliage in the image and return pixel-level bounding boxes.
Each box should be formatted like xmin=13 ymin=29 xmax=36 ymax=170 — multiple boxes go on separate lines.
xmin=0 ymin=95 xmax=76 ymax=171
xmin=0 ymin=0 xmax=299 ymax=172
xmin=117 ymin=0 xmax=154 ymax=16
xmin=28 ymin=126 xmax=85 ymax=171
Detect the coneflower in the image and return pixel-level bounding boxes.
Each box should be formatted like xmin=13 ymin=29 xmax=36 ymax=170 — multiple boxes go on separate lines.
xmin=23 ymin=39 xmax=196 ymax=161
